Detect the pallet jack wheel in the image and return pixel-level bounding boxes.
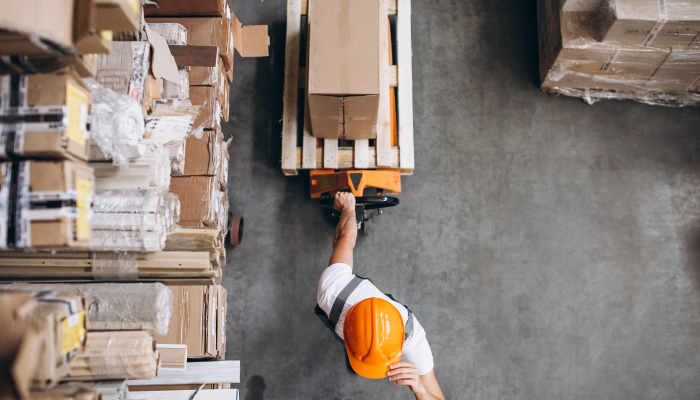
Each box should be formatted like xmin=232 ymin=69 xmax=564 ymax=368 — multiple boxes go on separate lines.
xmin=229 ymin=215 xmax=244 ymax=246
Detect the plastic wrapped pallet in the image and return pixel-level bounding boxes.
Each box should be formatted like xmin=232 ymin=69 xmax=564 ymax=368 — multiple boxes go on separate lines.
xmin=189 ymin=87 xmax=221 ymax=130
xmin=62 ymin=331 xmax=158 ymax=381
xmin=537 ymin=0 xmax=700 ymax=105
xmin=0 ymin=70 xmax=91 ymax=161
xmin=0 ymin=291 xmax=87 ymax=397
xmin=0 ymin=283 xmax=173 ymax=337
xmin=0 ymin=161 xmax=94 ymax=250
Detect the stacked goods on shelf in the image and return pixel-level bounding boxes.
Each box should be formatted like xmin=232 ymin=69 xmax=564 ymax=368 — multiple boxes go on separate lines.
xmin=0 ymin=283 xmax=171 ymax=398
xmin=537 ymin=0 xmax=700 ymax=105
xmin=0 ymin=0 xmax=264 ymax=397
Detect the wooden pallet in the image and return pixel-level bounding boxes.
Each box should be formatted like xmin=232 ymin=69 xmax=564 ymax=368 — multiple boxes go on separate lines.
xmin=281 ymin=0 xmax=414 ymax=176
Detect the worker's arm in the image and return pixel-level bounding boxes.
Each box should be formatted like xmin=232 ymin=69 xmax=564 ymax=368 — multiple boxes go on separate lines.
xmin=387 ymin=363 xmax=445 ymax=400
xmin=328 ymin=192 xmax=357 ymax=269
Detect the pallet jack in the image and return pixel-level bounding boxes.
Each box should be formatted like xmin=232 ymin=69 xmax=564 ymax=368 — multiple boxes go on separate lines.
xmin=311 ymin=169 xmax=401 ymax=234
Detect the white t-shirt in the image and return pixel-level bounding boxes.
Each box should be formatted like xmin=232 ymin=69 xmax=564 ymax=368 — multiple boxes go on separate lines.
xmin=317 ymin=263 xmax=434 ymax=376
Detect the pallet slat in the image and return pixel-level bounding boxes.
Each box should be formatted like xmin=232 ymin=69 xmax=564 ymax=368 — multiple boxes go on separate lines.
xmin=376 ymin=1 xmax=392 ymax=168
xmin=397 ymin=0 xmax=415 ymax=174
xmin=282 ymin=0 xmax=303 ymax=175
xmin=296 ymin=147 xmax=400 ymax=169
xmin=324 ymin=139 xmax=339 ymax=169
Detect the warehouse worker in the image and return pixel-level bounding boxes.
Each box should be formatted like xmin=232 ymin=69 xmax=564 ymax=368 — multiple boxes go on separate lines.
xmin=315 ymin=192 xmax=444 ymax=400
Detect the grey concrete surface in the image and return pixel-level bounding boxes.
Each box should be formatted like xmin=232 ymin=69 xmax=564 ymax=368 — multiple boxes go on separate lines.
xmin=222 ymin=0 xmax=700 ymax=398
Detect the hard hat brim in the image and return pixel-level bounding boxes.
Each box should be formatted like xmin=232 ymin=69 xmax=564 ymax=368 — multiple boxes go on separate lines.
xmin=345 ymin=345 xmax=402 ymax=380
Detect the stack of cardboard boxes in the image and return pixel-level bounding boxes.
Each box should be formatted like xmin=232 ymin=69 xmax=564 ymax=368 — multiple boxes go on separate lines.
xmin=145 ymin=0 xmax=269 ymax=233
xmin=537 ymin=0 xmax=700 ymax=104
xmin=0 ymin=0 xmax=265 ymax=397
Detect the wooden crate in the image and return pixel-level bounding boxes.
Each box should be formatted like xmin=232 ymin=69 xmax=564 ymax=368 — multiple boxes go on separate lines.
xmin=281 ymin=0 xmax=414 ymax=176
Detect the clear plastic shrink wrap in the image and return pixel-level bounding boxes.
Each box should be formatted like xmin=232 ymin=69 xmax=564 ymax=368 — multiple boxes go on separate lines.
xmin=63 ymin=331 xmax=158 ymax=381
xmin=537 ymin=0 xmax=700 ymax=105
xmin=0 ymin=282 xmax=174 ymax=337
xmin=163 ymin=68 xmax=190 ymax=100
xmin=90 ymin=189 xmax=180 ymax=252
xmin=84 ymin=79 xmax=146 ymax=166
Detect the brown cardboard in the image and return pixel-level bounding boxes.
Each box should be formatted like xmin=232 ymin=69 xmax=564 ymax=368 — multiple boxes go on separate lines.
xmin=231 ymin=13 xmax=270 ymax=58
xmin=0 ymin=292 xmax=39 ymax=400
xmin=189 ymin=87 xmax=221 ymax=130
xmin=146 ymin=17 xmax=233 ymax=70
xmin=159 ymin=285 xmax=220 ymax=359
xmin=94 ymin=0 xmax=141 ymax=32
xmin=0 ymin=291 xmax=87 ymax=393
xmin=217 ymin=285 xmax=227 ymax=360
xmin=182 ymin=130 xmax=222 ymax=177
xmin=0 ymin=70 xmax=91 ymax=161
xmin=144 ymin=0 xmax=228 ymax=17
xmin=541 ymin=45 xmax=670 ymax=91
xmin=73 ymin=0 xmax=112 ymax=54
xmin=307 ymin=0 xmax=380 ymax=140
xmin=0 ymin=0 xmax=75 ymax=55
xmin=169 ymin=176 xmax=223 ymax=228
xmin=27 ymin=161 xmax=94 ymax=249
xmin=597 ymin=0 xmax=700 ymax=48
xmin=645 ymin=48 xmax=700 ymax=92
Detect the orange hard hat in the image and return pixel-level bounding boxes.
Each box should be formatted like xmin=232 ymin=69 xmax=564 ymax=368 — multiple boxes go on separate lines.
xmin=343 ymin=297 xmax=405 ymax=379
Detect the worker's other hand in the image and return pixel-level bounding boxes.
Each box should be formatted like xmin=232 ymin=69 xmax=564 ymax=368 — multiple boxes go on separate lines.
xmin=334 ymin=192 xmax=356 ymax=213
xmin=387 ymin=362 xmax=426 ymax=394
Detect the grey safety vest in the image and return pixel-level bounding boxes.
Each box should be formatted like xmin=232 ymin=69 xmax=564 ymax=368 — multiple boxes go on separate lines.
xmin=314 ymin=275 xmax=414 ymax=343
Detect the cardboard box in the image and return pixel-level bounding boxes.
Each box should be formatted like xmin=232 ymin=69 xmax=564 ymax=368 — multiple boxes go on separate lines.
xmin=595 ymin=0 xmax=700 ymax=48
xmin=231 ymin=13 xmax=270 ymax=58
xmin=0 ymin=70 xmax=91 ymax=161
xmin=74 ymin=0 xmax=112 ymax=54
xmin=0 ymin=0 xmax=75 ymax=56
xmin=182 ymin=130 xmax=224 ymax=178
xmin=94 ymin=0 xmax=142 ymax=32
xmin=95 ymin=41 xmax=151 ymax=103
xmin=144 ymin=0 xmax=228 ymax=17
xmin=217 ymin=285 xmax=227 ymax=360
xmin=0 ymin=161 xmax=94 ymax=250
xmin=645 ymin=48 xmax=700 ymax=92
xmin=541 ymin=45 xmax=670 ymax=91
xmin=307 ymin=0 xmax=380 ymax=140
xmin=0 ymin=291 xmax=87 ymax=397
xmin=145 ymin=16 xmax=234 ymax=71
xmin=159 ymin=285 xmax=225 ymax=359
xmin=169 ymin=176 xmax=225 ymax=228
xmin=189 ymin=87 xmax=221 ymax=130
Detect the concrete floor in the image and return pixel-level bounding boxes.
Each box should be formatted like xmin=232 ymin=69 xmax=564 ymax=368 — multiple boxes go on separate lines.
xmin=222 ymin=0 xmax=700 ymax=398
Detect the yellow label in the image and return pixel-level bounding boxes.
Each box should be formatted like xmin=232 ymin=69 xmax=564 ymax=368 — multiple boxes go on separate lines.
xmin=66 ymin=83 xmax=88 ymax=147
xmin=60 ymin=311 xmax=86 ymax=357
xmin=130 ymin=0 xmax=141 ymax=14
xmin=101 ymin=30 xmax=113 ymax=41
xmin=76 ymin=179 xmax=91 ymax=240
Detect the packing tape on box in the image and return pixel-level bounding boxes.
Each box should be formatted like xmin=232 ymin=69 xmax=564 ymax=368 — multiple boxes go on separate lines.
xmin=642 ymin=0 xmax=669 ymax=47
xmin=92 ymin=252 xmax=139 ymax=282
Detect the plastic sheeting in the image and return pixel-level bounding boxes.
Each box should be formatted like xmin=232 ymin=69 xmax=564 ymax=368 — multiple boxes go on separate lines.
xmin=0 ymin=282 xmax=174 ymax=337
xmin=537 ymin=0 xmax=700 ymax=105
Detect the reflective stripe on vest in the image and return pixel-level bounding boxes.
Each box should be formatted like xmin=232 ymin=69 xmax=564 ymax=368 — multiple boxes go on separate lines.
xmin=315 ymin=275 xmax=414 ymax=343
